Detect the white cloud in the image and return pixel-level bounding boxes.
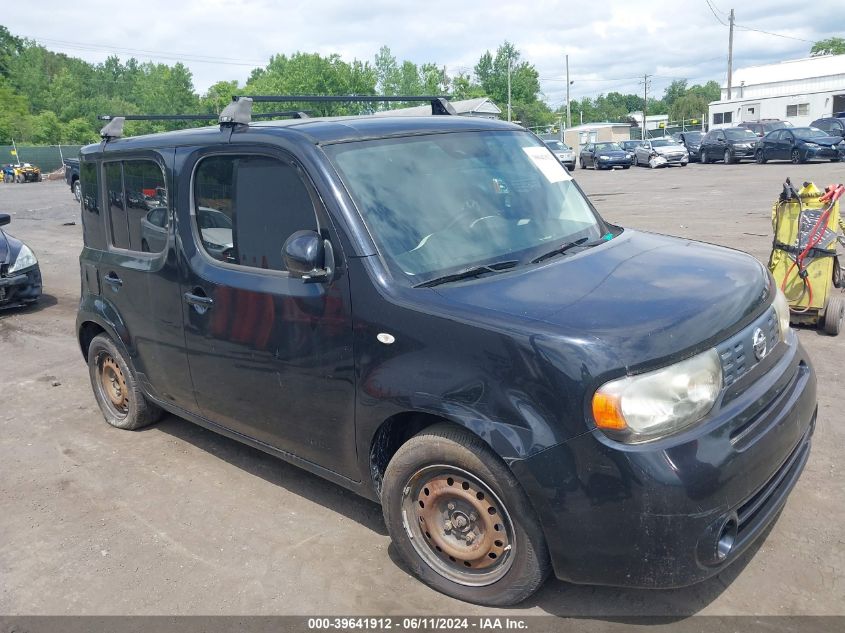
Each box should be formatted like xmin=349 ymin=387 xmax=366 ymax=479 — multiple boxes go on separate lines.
xmin=5 ymin=0 xmax=839 ymax=108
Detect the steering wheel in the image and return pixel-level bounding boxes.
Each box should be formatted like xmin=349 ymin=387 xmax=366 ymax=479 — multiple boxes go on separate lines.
xmin=443 ymin=199 xmax=506 ymax=233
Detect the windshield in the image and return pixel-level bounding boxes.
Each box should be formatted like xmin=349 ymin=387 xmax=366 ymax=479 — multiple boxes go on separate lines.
xmin=793 ymin=127 xmax=828 ymax=139
xmin=762 ymin=122 xmax=787 ymax=133
xmin=683 ymin=132 xmax=703 ymax=142
xmin=545 ymin=141 xmax=571 ymax=151
xmin=725 ymin=129 xmax=759 ymax=140
xmin=595 ymin=142 xmax=622 ymax=152
xmin=326 ymin=131 xmax=606 ymax=284
xmin=651 ymin=139 xmax=679 ymax=147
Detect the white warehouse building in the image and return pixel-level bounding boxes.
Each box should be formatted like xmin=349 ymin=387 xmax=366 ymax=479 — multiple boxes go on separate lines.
xmin=708 ymin=54 xmax=845 ymax=128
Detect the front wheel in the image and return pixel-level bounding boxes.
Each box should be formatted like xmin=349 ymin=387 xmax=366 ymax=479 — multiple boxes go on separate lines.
xmin=382 ymin=424 xmax=550 ymax=606
xmin=724 ymin=149 xmax=733 ymax=164
xmin=822 ymin=295 xmax=844 ymax=335
xmin=73 ymin=180 xmax=81 ymax=201
xmin=791 ymin=148 xmax=803 ymax=164
xmin=580 ymin=158 xmax=586 ymax=169
xmin=700 ymin=149 xmax=708 ymax=164
xmin=755 ymin=149 xmax=767 ymax=164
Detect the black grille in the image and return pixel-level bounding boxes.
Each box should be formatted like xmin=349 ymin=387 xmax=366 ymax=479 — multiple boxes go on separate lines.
xmin=718 ymin=309 xmax=779 ymax=387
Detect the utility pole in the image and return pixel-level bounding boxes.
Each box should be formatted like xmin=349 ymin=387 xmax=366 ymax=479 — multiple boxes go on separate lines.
xmin=642 ymin=74 xmax=649 ymax=141
xmin=726 ymin=8 xmax=735 ymax=100
xmin=507 ymin=55 xmax=512 ymax=122
xmin=565 ymin=54 xmax=571 ymax=130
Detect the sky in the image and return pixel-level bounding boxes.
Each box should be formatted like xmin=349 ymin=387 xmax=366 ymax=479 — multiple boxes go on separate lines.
xmin=4 ymin=0 xmax=841 ymax=109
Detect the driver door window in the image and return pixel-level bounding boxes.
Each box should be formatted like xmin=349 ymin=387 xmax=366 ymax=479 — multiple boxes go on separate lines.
xmin=193 ymin=155 xmax=317 ymax=270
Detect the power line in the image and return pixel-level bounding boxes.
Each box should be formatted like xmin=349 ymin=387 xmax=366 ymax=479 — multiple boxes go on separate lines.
xmin=704 ymin=0 xmax=728 ymax=26
xmin=734 ymin=25 xmax=813 ymax=43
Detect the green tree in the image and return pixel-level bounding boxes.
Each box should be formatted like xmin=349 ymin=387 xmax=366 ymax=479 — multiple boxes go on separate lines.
xmin=62 ymin=118 xmax=97 ymax=144
xmin=374 ymin=46 xmax=400 ymax=97
xmin=0 ymin=77 xmax=32 ymax=143
xmin=472 ymin=42 xmax=547 ymax=126
xmin=811 ymin=37 xmax=845 ymax=56
xmin=31 ymin=111 xmax=63 ymax=144
xmin=200 ymin=80 xmax=240 ymax=114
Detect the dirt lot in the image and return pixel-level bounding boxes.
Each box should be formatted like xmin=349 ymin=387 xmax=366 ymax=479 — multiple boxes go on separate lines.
xmin=1 ymin=161 xmax=844 ymax=617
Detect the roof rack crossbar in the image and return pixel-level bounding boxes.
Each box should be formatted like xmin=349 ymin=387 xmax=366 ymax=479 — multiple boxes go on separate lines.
xmin=235 ymin=95 xmax=450 ymax=103
xmin=233 ymin=94 xmax=455 ymax=116
xmin=97 ymin=111 xmax=309 ymax=122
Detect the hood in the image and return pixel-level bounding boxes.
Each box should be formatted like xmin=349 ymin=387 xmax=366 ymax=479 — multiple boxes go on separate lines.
xmin=0 ymin=229 xmax=8 ymax=265
xmin=653 ymin=145 xmax=686 ymax=155
xmin=200 ymin=227 xmax=233 ymax=247
xmin=800 ymin=135 xmax=843 ymax=147
xmin=433 ymin=230 xmax=770 ymax=371
xmin=727 ymin=138 xmax=757 ymax=146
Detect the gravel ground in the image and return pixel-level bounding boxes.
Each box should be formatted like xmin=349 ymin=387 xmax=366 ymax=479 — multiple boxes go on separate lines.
xmin=0 ymin=160 xmax=843 ymax=617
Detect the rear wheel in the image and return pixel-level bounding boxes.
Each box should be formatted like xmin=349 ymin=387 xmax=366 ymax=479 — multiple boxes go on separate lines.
xmin=382 ymin=424 xmax=550 ymax=606
xmin=88 ymin=334 xmax=163 ymax=430
xmin=822 ymin=295 xmax=845 ymax=336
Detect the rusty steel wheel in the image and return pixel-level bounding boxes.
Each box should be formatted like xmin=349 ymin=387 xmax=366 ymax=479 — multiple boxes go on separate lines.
xmin=401 ymin=465 xmax=516 ymax=586
xmin=98 ymin=354 xmax=129 ymax=418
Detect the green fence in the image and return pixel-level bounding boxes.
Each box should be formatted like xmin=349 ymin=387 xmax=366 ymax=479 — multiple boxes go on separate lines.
xmin=0 ymin=145 xmax=84 ymax=173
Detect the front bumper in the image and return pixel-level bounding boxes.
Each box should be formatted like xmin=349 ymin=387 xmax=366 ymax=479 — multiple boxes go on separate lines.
xmin=0 ymin=265 xmax=42 ymax=306
xmin=658 ymin=153 xmax=689 ymax=165
xmin=596 ymin=158 xmax=632 ymax=168
xmin=512 ymin=332 xmax=816 ymax=588
xmin=805 ymin=146 xmax=842 ymax=160
xmin=730 ymin=146 xmax=756 ymax=160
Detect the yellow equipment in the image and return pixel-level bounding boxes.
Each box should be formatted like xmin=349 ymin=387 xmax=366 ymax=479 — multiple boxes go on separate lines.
xmin=769 ymin=180 xmax=844 ymax=335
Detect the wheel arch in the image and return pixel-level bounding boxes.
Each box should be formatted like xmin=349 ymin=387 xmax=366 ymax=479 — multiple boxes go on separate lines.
xmin=367 ymin=410 xmax=529 ymax=501
xmin=77 ymin=298 xmax=132 ymax=362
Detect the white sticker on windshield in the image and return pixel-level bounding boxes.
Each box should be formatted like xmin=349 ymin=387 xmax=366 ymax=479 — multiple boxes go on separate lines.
xmin=522 ymin=146 xmax=573 ymax=183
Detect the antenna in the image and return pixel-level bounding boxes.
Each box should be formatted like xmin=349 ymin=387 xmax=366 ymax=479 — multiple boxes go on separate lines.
xmin=219 ymin=97 xmax=253 ymax=126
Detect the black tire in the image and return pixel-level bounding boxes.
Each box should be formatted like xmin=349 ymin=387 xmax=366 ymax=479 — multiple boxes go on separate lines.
xmin=382 ymin=424 xmax=551 ymax=606
xmin=87 ymin=333 xmax=163 ymax=430
xmin=791 ymin=148 xmax=803 ymax=164
xmin=623 ymin=165 xmax=630 ymax=169
xmin=700 ymin=149 xmax=708 ymax=164
xmin=73 ymin=180 xmax=81 ymax=202
xmin=822 ymin=295 xmax=844 ymax=336
xmin=632 ymin=154 xmax=639 ymax=167
xmin=755 ymin=149 xmax=767 ymax=164
xmin=724 ymin=149 xmax=733 ymax=165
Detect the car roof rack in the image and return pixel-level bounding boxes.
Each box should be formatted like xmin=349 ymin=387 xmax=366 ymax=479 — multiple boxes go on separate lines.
xmin=233 ymin=94 xmax=456 ymax=118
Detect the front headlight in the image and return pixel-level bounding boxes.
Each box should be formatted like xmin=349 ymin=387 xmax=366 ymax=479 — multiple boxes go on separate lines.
xmin=592 ymin=348 xmax=722 ymax=441
xmin=773 ymin=286 xmax=791 ymax=340
xmin=9 ymin=243 xmax=37 ymax=273
xmin=626 ymin=153 xmax=634 ymax=159
xmin=598 ymin=155 xmax=609 ymax=160
xmin=804 ymin=142 xmax=819 ymax=148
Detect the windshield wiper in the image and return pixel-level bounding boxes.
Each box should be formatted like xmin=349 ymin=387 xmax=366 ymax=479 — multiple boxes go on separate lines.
xmin=415 ymin=260 xmax=519 ymax=288
xmin=530 ymin=237 xmax=601 ymax=264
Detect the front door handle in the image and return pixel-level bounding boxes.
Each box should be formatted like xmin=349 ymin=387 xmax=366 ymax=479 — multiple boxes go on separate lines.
xmin=184 ymin=289 xmax=213 ymax=314
xmin=103 ymin=272 xmax=123 ymax=288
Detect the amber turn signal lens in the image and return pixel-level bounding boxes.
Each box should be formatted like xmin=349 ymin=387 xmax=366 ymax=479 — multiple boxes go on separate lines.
xmin=592 ymin=392 xmax=627 ymax=430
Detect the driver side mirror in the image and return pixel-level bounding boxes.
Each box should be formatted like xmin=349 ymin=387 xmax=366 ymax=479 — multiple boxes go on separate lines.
xmin=0 ymin=213 xmax=9 ymax=227
xmin=283 ymin=230 xmax=334 ymax=283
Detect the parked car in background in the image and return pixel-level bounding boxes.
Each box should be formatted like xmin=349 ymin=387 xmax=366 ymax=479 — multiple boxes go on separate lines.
xmin=738 ymin=120 xmax=791 ymax=138
xmin=543 ymin=139 xmax=576 ymax=170
xmin=64 ymin=158 xmax=81 ymax=201
xmin=0 ymin=213 xmax=42 ymax=308
xmin=810 ymin=117 xmax=845 ymax=140
xmin=632 ymin=138 xmax=689 ymax=168
xmin=620 ymin=140 xmax=646 ymax=153
xmin=674 ymin=131 xmax=704 ymax=162
xmin=579 ymin=141 xmax=632 ymax=169
xmin=754 ymin=127 xmax=844 ymax=164
xmin=699 ymin=127 xmax=759 ymax=164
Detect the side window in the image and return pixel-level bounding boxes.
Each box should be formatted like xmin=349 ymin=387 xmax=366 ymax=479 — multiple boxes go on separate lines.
xmin=124 ymin=160 xmax=168 ymax=252
xmin=716 ymin=131 xmax=725 ymax=141
xmin=79 ymin=161 xmax=105 ymax=250
xmin=193 ymin=155 xmax=318 ymax=272
xmin=105 ymin=163 xmax=130 ymax=250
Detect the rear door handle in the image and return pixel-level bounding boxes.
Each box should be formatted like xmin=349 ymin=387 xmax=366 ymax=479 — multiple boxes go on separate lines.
xmin=103 ymin=272 xmax=123 ymax=288
xmin=184 ymin=289 xmax=213 ymax=314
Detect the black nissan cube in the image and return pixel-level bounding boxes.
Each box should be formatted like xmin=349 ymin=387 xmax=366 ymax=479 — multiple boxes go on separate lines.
xmin=76 ymin=101 xmax=816 ymax=606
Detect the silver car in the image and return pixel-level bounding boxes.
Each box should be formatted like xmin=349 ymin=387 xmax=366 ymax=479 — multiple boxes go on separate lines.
xmin=543 ymin=140 xmax=576 ymax=170
xmin=632 ymin=138 xmax=689 ymax=168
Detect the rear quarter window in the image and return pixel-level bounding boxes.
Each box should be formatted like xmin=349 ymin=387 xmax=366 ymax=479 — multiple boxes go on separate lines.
xmin=80 ymin=161 xmax=106 ymax=250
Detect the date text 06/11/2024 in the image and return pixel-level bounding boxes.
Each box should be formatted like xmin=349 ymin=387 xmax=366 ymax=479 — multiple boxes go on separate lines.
xmin=306 ymin=617 xmax=528 ymax=630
